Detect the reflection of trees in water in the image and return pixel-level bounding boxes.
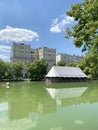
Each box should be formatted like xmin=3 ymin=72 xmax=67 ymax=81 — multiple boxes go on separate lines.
xmin=81 ymin=85 xmax=98 ymax=103
xmin=5 ymin=82 xmax=56 ymax=120
xmin=0 ymin=81 xmax=98 ymax=121
xmin=60 ymin=85 xmax=98 ymax=107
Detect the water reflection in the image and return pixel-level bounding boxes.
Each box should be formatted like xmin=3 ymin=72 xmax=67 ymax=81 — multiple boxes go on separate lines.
xmin=46 ymin=87 xmax=87 ymax=106
xmin=0 ymin=82 xmax=98 ymax=130
xmin=46 ymin=87 xmax=88 ymax=99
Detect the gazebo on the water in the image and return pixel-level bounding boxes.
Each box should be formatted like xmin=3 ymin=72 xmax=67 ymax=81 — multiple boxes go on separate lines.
xmin=46 ymin=66 xmax=87 ymax=82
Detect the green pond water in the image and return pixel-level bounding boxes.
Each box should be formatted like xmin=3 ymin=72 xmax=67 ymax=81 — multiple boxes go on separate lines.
xmin=0 ymin=80 xmax=98 ymax=130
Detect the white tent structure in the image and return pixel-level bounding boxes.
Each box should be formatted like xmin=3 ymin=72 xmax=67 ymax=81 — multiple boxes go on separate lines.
xmin=46 ymin=66 xmax=87 ymax=82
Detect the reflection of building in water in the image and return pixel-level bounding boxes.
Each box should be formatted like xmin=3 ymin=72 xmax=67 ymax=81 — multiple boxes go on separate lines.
xmin=46 ymin=87 xmax=88 ymax=106
xmin=8 ymin=87 xmax=56 ymax=120
xmin=37 ymin=99 xmax=56 ymax=115
xmin=0 ymin=102 xmax=8 ymax=121
xmin=9 ymin=87 xmax=88 ymax=121
xmin=1 ymin=85 xmax=98 ymax=130
xmin=9 ymin=99 xmax=56 ymax=121
xmin=1 ymin=86 xmax=97 ymax=122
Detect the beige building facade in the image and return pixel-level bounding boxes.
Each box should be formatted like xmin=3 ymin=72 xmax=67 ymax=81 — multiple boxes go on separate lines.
xmin=11 ymin=43 xmax=82 ymax=70
xmin=56 ymin=53 xmax=83 ymax=65
xmin=11 ymin=44 xmax=56 ymax=70
xmin=10 ymin=43 xmax=31 ymax=63
xmin=31 ymin=49 xmax=39 ymax=61
xmin=38 ymin=47 xmax=56 ymax=70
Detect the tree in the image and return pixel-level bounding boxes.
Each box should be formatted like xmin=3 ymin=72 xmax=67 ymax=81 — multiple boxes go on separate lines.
xmin=65 ymin=0 xmax=98 ymax=51
xmin=65 ymin=0 xmax=98 ymax=79
xmin=5 ymin=62 xmax=14 ymax=80
xmin=67 ymin=62 xmax=77 ymax=67
xmin=26 ymin=60 xmax=48 ymax=81
xmin=78 ymin=51 xmax=98 ymax=79
xmin=57 ymin=61 xmax=66 ymax=66
xmin=0 ymin=59 xmax=6 ymax=81
xmin=12 ymin=62 xmax=23 ymax=80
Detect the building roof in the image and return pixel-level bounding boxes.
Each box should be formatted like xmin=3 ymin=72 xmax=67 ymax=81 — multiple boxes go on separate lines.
xmin=46 ymin=66 xmax=87 ymax=78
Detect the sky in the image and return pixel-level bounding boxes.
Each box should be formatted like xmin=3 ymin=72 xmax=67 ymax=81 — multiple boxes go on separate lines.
xmin=0 ymin=0 xmax=84 ymax=62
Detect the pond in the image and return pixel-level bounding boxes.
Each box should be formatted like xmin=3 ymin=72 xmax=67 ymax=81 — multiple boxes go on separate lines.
xmin=0 ymin=80 xmax=98 ymax=130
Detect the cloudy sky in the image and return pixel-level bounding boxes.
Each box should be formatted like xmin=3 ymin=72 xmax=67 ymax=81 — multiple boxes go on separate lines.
xmin=0 ymin=0 xmax=83 ymax=62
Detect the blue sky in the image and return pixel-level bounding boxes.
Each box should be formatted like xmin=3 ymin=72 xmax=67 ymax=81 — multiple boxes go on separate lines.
xmin=0 ymin=0 xmax=84 ymax=62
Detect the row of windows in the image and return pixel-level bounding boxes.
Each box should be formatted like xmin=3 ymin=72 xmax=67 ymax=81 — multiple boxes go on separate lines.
xmin=12 ymin=58 xmax=31 ymax=62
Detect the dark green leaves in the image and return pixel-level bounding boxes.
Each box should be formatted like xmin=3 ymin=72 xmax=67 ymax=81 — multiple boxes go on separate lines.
xmin=65 ymin=0 xmax=98 ymax=79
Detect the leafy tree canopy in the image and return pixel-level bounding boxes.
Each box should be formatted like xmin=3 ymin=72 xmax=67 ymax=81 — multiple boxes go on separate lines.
xmin=0 ymin=59 xmax=6 ymax=80
xmin=26 ymin=60 xmax=48 ymax=81
xmin=57 ymin=61 xmax=66 ymax=66
xmin=65 ymin=0 xmax=98 ymax=52
xmin=65 ymin=0 xmax=98 ymax=79
xmin=78 ymin=50 xmax=98 ymax=79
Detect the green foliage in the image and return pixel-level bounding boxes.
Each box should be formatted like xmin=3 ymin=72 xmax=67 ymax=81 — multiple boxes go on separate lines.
xmin=0 ymin=59 xmax=48 ymax=81
xmin=0 ymin=59 xmax=6 ymax=81
xmin=65 ymin=0 xmax=98 ymax=52
xmin=5 ymin=62 xmax=14 ymax=80
xmin=0 ymin=60 xmax=24 ymax=81
xmin=12 ymin=62 xmax=23 ymax=80
xmin=78 ymin=51 xmax=98 ymax=79
xmin=65 ymin=0 xmax=98 ymax=79
xmin=67 ymin=62 xmax=77 ymax=67
xmin=57 ymin=61 xmax=66 ymax=66
xmin=26 ymin=60 xmax=48 ymax=81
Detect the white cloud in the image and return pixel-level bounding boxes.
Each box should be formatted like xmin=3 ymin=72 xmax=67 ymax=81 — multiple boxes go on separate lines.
xmin=0 ymin=26 xmax=39 ymax=43
xmin=50 ymin=15 xmax=74 ymax=33
xmin=50 ymin=24 xmax=62 ymax=33
xmin=66 ymin=16 xmax=74 ymax=22
xmin=0 ymin=45 xmax=11 ymax=53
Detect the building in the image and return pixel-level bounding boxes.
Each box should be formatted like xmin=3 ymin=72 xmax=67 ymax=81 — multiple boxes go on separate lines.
xmin=11 ymin=43 xmax=31 ymax=63
xmin=38 ymin=47 xmax=56 ymax=70
xmin=10 ymin=43 xmax=56 ymax=70
xmin=31 ymin=49 xmax=39 ymax=61
xmin=11 ymin=43 xmax=83 ymax=71
xmin=56 ymin=53 xmax=83 ymax=65
xmin=46 ymin=66 xmax=87 ymax=82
